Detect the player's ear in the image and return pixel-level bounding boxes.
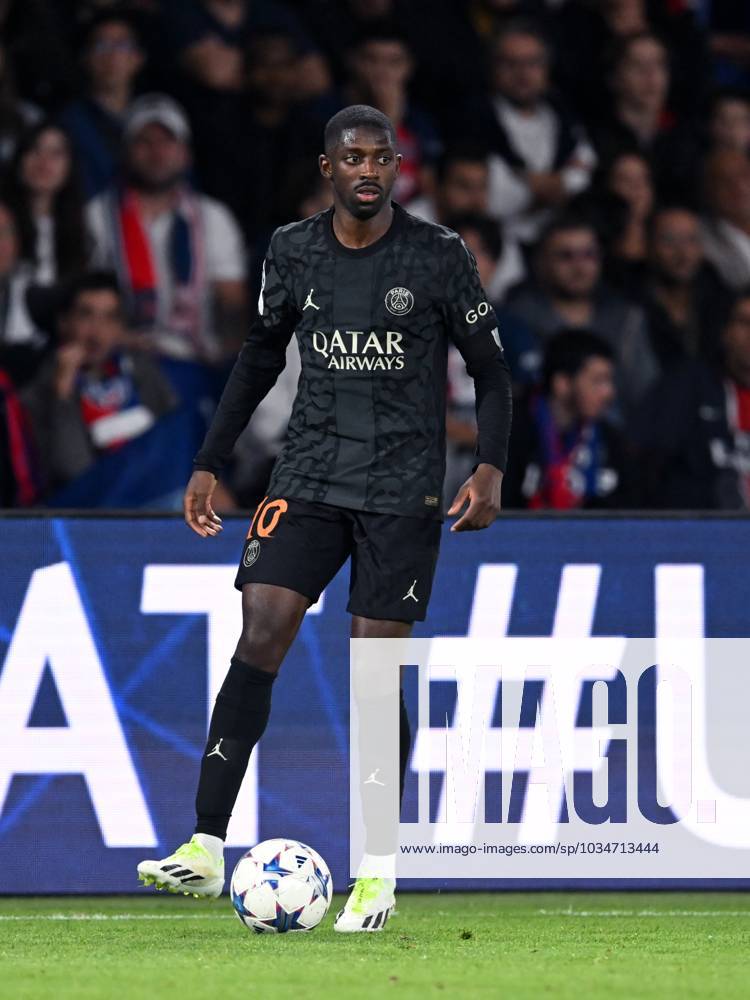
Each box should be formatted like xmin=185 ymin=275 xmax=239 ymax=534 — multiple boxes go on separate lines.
xmin=319 ymin=153 xmax=332 ymax=179
xmin=394 ymin=153 xmax=403 ymax=175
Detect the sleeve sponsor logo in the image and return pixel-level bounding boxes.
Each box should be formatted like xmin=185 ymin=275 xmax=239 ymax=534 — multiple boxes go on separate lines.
xmin=466 ymin=301 xmax=490 ymax=324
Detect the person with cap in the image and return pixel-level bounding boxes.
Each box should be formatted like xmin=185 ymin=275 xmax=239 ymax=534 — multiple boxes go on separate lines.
xmin=86 ymin=93 xmax=248 ymax=366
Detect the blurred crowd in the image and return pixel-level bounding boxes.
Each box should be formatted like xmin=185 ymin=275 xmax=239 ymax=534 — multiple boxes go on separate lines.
xmin=1 ymin=0 xmax=750 ymax=511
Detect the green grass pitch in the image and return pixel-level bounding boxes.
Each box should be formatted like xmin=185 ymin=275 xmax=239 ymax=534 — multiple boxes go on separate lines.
xmin=2 ymin=893 xmax=749 ymax=1000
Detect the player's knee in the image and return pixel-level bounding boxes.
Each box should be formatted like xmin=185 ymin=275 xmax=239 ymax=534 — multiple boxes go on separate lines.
xmin=235 ymin=622 xmax=289 ymax=673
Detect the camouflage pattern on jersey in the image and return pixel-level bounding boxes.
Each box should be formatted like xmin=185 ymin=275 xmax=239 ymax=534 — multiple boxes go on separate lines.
xmin=196 ymin=204 xmax=508 ymax=519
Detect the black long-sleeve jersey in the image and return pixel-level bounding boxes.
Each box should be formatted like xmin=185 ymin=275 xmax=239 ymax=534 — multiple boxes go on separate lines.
xmin=194 ymin=203 xmax=512 ymax=520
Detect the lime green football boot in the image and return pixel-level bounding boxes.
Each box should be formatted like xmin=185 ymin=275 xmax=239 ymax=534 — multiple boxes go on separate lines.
xmin=333 ymin=877 xmax=396 ymax=932
xmin=137 ymin=836 xmax=224 ymax=898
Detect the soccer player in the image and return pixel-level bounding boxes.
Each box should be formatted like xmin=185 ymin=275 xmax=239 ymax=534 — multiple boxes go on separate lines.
xmin=137 ymin=105 xmax=512 ymax=932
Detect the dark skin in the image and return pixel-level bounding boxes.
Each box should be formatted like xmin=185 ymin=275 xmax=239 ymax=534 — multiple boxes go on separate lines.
xmin=183 ymin=125 xmax=503 ymax=663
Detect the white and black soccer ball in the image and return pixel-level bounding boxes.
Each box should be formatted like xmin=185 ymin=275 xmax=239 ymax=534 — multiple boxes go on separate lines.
xmin=230 ymin=838 xmax=333 ymax=933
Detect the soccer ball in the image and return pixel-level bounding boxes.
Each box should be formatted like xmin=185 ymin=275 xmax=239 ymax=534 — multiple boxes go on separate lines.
xmin=230 ymin=838 xmax=333 ymax=933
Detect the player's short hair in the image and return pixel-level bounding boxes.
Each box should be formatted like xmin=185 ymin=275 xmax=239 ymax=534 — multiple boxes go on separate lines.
xmin=323 ymin=105 xmax=396 ymax=154
xmin=543 ymin=330 xmax=614 ymax=393
xmin=59 ymin=271 xmax=123 ymax=314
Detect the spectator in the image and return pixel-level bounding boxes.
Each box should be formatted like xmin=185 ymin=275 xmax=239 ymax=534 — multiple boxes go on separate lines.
xmin=0 ymin=364 xmax=39 ymax=507
xmin=640 ymin=206 xmax=733 ymax=370
xmin=302 ymin=0 xmax=410 ymax=87
xmin=23 ymin=270 xmax=176 ymax=495
xmin=0 ymin=0 xmax=76 ymax=111
xmin=594 ymin=31 xmax=699 ymax=203
xmin=409 ymin=148 xmax=526 ymax=299
xmin=187 ymin=30 xmax=322 ymax=248
xmin=0 ymin=198 xmax=49 ymax=387
xmin=0 ymin=43 xmax=41 ymax=165
xmin=636 ymin=291 xmax=750 ymax=509
xmin=409 ymin=146 xmax=490 ymax=223
xmin=707 ymin=2 xmax=750 ymax=90
xmin=447 ymin=211 xmax=526 ymax=329
xmin=280 ymin=164 xmax=333 ymax=222
xmin=465 ymin=18 xmax=597 ymax=244
xmin=59 ymin=8 xmax=146 ymax=198
xmin=162 ymin=0 xmax=329 ymax=99
xmin=701 ymin=149 xmax=750 ymax=291
xmin=334 ymin=24 xmax=441 ymax=205
xmin=504 ymin=330 xmax=633 ymax=508
xmin=601 ymin=150 xmax=654 ymax=288
xmin=505 ymin=215 xmax=658 ymax=416
xmin=87 ymin=94 xmax=247 ymax=364
xmin=706 ymin=89 xmax=750 ymax=157
xmin=552 ymin=2 xmax=708 ymax=127
xmin=442 ymin=213 xmax=537 ymax=499
xmin=3 ymin=122 xmax=89 ymax=285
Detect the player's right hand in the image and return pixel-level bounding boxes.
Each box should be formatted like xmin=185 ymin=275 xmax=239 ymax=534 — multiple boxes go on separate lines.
xmin=184 ymin=470 xmax=223 ymax=538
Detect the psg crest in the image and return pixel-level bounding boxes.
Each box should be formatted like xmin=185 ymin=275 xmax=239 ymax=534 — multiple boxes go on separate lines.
xmin=243 ymin=539 xmax=260 ymax=567
xmin=385 ymin=286 xmax=414 ymax=316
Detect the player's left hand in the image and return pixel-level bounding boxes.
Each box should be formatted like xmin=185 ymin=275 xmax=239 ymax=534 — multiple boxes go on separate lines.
xmin=184 ymin=470 xmax=224 ymax=538
xmin=448 ymin=463 xmax=503 ymax=532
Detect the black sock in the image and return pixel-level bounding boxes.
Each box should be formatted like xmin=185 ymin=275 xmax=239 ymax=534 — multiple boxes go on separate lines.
xmin=399 ymin=688 xmax=411 ymax=807
xmin=195 ymin=657 xmax=276 ymax=840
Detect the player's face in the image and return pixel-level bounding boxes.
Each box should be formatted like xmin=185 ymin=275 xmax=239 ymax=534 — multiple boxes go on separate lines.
xmin=62 ymin=290 xmax=125 ymax=366
xmin=570 ymin=357 xmax=616 ymax=422
xmin=649 ymin=210 xmax=703 ymax=285
xmin=320 ymin=128 xmax=401 ymax=220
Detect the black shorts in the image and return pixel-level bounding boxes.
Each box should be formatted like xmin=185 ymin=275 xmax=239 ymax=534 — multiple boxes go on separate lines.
xmin=234 ymin=496 xmax=441 ymax=622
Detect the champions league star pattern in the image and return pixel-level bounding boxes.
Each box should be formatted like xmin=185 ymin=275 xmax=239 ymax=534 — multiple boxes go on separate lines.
xmin=194 ymin=203 xmax=512 ymax=519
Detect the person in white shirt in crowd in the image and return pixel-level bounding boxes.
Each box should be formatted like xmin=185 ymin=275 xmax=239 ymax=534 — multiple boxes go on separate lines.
xmin=0 ymin=197 xmax=47 ymax=386
xmin=408 ymin=145 xmax=524 ymax=300
xmin=87 ymin=93 xmax=247 ymax=365
xmin=2 ymin=121 xmax=89 ymax=286
xmin=463 ymin=18 xmax=596 ymax=246
xmin=701 ymin=148 xmax=750 ymax=292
